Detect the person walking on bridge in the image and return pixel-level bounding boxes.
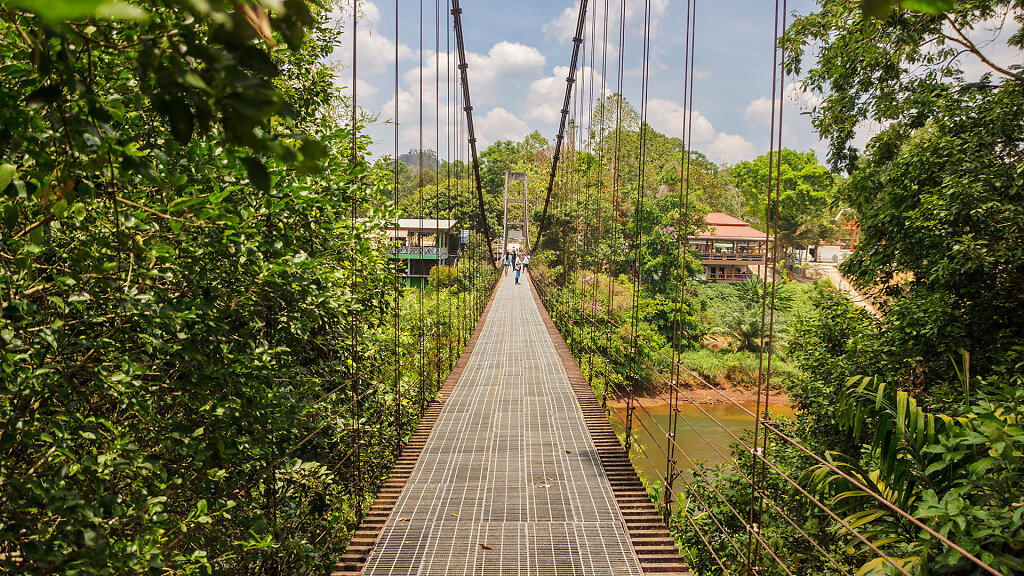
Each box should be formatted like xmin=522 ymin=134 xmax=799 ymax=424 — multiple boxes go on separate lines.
xmin=501 ymin=251 xmax=511 ymax=276
xmin=514 ymin=258 xmax=523 ymax=285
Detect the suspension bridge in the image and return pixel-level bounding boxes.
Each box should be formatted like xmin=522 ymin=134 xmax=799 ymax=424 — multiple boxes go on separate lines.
xmin=0 ymin=0 xmax=1014 ymax=571
xmin=320 ymin=0 xmax=1006 ymax=573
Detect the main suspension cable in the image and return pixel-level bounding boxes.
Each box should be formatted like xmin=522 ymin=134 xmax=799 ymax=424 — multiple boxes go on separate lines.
xmin=450 ymin=0 xmax=497 ymax=266
xmin=535 ymin=0 xmax=590 ymax=250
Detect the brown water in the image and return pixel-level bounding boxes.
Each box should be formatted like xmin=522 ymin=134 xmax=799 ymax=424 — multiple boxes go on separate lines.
xmin=609 ymin=400 xmax=793 ymax=491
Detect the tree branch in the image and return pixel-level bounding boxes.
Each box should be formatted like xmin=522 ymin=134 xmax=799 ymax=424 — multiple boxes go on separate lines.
xmin=13 ymin=215 xmax=53 ymax=240
xmin=115 ymin=196 xmax=186 ymax=222
xmin=943 ymin=16 xmax=1021 ymax=80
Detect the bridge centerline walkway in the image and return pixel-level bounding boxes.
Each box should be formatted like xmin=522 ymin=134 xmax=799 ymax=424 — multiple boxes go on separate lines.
xmin=360 ymin=273 xmax=644 ymax=575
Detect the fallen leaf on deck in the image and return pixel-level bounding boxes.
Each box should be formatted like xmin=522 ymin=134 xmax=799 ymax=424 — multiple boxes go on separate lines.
xmin=479 ymin=544 xmax=493 ymax=550
xmin=398 ymin=517 xmax=411 ymax=522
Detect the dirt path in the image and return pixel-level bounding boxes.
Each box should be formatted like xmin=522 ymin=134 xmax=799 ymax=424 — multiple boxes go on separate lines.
xmin=801 ymin=262 xmax=883 ymax=319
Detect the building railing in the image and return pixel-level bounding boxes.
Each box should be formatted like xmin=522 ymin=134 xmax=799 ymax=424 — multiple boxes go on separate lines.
xmin=698 ymin=251 xmax=764 ymax=261
xmin=389 ymin=246 xmax=447 ymax=256
xmin=705 ymin=272 xmax=752 ymax=281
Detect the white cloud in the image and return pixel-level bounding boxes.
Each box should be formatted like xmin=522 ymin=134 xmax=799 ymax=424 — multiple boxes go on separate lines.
xmin=356 ymin=78 xmax=379 ymax=99
xmin=467 ymin=42 xmax=547 ymax=105
xmin=705 ymin=133 xmax=756 ymax=166
xmin=485 ymin=41 xmax=548 ymax=72
xmin=524 ymin=66 xmax=572 ymax=126
xmin=400 ymin=42 xmax=545 ymax=109
xmin=642 ymin=0 xmax=671 ymax=48
xmin=544 ymin=0 xmax=668 ymax=44
xmin=476 ymin=108 xmax=532 ymax=148
xmin=646 ymin=98 xmax=715 ymax=143
xmin=332 ymin=1 xmax=416 ymax=72
xmin=332 ymin=71 xmax=379 ymax=103
xmin=379 ymin=88 xmax=459 ymax=153
xmin=521 ymin=64 xmax=609 ymax=130
xmin=543 ymin=2 xmax=580 ymax=43
xmin=410 ymin=42 xmax=546 ymax=90
xmin=744 ymin=82 xmax=823 ymax=127
xmin=736 ymin=82 xmax=831 ymax=161
xmin=401 ymin=51 xmax=457 ymax=108
xmin=643 ymin=97 xmax=756 ymax=164
xmin=378 ymin=88 xmax=415 ymax=129
xmin=367 ymin=38 xmax=547 ymax=158
xmin=743 ymin=96 xmax=773 ymax=127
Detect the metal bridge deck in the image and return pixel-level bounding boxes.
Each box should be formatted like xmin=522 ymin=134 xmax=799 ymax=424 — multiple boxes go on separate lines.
xmin=360 ymin=273 xmax=644 ymax=576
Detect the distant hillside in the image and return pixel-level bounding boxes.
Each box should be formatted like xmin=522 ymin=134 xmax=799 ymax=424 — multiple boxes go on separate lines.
xmin=397 ymin=149 xmax=440 ymax=171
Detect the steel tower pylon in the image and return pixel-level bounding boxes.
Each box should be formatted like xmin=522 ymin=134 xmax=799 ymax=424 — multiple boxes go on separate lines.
xmin=502 ymin=171 xmax=529 ymax=258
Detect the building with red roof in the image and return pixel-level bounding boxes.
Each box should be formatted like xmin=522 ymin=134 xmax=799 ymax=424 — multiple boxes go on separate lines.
xmin=689 ymin=213 xmax=771 ymax=283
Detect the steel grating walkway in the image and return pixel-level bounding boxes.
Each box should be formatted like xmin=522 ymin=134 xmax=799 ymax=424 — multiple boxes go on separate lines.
xmin=361 ymin=273 xmax=644 ymax=576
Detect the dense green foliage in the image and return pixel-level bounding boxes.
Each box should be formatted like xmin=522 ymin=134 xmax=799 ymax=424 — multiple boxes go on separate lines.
xmin=785 ymin=0 xmax=1024 ymax=391
xmin=675 ymin=286 xmax=1024 ymax=576
xmin=0 ymin=2 xmax=498 ymax=574
xmin=813 ymin=373 xmax=1024 ymax=574
xmin=841 ymin=85 xmax=1024 ymax=389
xmin=666 ymin=2 xmax=1024 ymax=575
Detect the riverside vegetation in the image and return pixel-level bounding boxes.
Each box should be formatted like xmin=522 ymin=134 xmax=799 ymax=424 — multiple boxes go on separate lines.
xmin=527 ymin=1 xmax=1024 ymax=574
xmin=678 ymin=2 xmax=1024 ymax=574
xmin=0 ymin=1 xmax=497 ymax=574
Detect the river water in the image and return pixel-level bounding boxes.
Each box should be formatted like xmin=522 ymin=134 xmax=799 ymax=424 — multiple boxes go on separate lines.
xmin=608 ymin=400 xmax=793 ymax=491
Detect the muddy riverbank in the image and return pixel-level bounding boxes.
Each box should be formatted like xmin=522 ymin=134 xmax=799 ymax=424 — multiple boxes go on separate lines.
xmin=605 ymin=386 xmax=790 ymax=410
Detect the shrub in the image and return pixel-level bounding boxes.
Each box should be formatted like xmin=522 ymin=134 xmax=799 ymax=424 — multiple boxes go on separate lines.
xmin=429 ymin=264 xmax=461 ymax=289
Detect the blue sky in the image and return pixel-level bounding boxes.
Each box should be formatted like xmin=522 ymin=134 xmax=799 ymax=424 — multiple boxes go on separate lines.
xmin=332 ymin=0 xmax=833 ymax=165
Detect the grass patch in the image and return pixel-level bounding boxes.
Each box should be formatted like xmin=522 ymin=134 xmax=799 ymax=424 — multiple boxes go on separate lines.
xmin=678 ymin=348 xmax=799 ymax=391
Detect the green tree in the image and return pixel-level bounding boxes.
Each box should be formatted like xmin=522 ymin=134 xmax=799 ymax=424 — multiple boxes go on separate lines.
xmin=787 ymin=0 xmax=1023 ymax=172
xmin=690 ymin=152 xmax=744 ymax=217
xmin=786 ymin=0 xmax=1024 ymax=384
xmin=729 ymin=149 xmax=837 ymax=253
xmin=0 ymin=2 xmax=423 ymax=574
